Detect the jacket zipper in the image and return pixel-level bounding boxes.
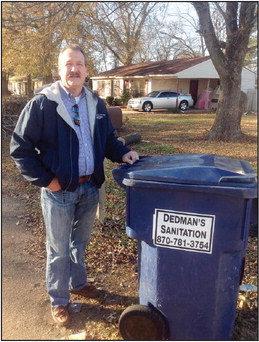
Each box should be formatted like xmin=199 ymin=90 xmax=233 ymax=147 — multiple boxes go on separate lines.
xmin=65 ymin=129 xmax=73 ymax=191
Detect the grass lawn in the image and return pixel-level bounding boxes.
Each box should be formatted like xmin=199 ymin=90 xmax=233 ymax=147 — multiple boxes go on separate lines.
xmin=118 ymin=111 xmax=257 ymax=170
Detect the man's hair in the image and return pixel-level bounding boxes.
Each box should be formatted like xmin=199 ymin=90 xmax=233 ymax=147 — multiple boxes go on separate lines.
xmin=58 ymin=45 xmax=87 ymax=66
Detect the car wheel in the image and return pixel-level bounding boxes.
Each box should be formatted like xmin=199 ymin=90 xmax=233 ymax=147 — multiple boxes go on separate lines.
xmin=142 ymin=101 xmax=153 ymax=112
xmin=179 ymin=100 xmax=188 ymax=112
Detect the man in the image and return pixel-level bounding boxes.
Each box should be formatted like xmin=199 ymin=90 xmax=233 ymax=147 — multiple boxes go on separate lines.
xmin=10 ymin=45 xmax=139 ymax=326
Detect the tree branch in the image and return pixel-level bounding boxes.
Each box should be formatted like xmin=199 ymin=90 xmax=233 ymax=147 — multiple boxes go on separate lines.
xmin=192 ymin=2 xmax=226 ymax=75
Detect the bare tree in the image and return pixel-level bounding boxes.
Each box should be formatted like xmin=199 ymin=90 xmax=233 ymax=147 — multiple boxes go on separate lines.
xmin=78 ymin=2 xmax=164 ymax=66
xmin=193 ymin=2 xmax=257 ymax=141
xmin=136 ymin=18 xmax=180 ymax=62
xmin=137 ymin=4 xmax=206 ymax=62
xmin=168 ymin=5 xmax=207 ymax=57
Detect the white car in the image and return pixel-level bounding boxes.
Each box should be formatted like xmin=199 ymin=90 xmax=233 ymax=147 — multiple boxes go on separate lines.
xmin=127 ymin=90 xmax=194 ymax=112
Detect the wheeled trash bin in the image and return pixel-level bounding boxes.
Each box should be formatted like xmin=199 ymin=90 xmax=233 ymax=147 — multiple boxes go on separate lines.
xmin=112 ymin=154 xmax=257 ymax=341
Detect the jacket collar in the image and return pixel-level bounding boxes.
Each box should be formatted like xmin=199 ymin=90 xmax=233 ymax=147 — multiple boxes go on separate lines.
xmin=39 ymin=81 xmax=98 ymax=137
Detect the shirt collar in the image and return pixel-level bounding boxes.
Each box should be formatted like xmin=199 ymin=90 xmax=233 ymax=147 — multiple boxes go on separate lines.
xmin=58 ymin=81 xmax=85 ymax=100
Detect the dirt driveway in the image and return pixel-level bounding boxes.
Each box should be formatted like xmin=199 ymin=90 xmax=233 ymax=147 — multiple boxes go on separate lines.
xmin=2 ymin=192 xmax=70 ymax=340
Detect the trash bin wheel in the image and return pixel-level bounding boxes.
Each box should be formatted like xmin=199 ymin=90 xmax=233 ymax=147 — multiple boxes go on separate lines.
xmin=119 ymin=304 xmax=168 ymax=340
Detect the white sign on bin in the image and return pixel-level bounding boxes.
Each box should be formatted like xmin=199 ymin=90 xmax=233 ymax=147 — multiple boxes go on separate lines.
xmin=153 ymin=209 xmax=215 ymax=254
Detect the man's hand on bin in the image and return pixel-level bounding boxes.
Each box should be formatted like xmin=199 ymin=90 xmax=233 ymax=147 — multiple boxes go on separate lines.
xmin=122 ymin=151 xmax=139 ymax=165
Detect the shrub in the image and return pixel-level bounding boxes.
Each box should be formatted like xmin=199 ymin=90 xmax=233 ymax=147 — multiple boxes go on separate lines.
xmin=106 ymin=96 xmax=114 ymax=106
xmin=120 ymin=89 xmax=131 ymax=105
xmin=113 ymin=98 xmax=123 ymax=106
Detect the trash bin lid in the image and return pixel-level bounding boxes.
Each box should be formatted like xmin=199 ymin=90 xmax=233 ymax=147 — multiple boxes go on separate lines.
xmin=121 ymin=154 xmax=257 ymax=187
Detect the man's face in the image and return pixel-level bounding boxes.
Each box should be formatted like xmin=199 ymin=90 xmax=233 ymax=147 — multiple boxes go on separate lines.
xmin=58 ymin=48 xmax=87 ymax=94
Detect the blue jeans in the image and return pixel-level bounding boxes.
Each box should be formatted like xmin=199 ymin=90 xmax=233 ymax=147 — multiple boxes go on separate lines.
xmin=41 ymin=181 xmax=99 ymax=307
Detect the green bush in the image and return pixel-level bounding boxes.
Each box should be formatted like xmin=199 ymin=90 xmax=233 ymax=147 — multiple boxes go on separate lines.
xmin=106 ymin=96 xmax=114 ymax=106
xmin=113 ymin=98 xmax=123 ymax=106
xmin=120 ymin=89 xmax=131 ymax=105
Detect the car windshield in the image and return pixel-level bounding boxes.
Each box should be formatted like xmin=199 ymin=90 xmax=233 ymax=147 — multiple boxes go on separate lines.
xmin=146 ymin=91 xmax=160 ymax=97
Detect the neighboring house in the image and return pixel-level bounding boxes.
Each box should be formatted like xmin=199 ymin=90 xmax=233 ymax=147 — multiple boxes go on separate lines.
xmin=8 ymin=75 xmax=90 ymax=96
xmin=8 ymin=76 xmax=28 ymax=95
xmin=8 ymin=77 xmax=44 ymax=95
xmin=91 ymin=56 xmax=257 ymax=110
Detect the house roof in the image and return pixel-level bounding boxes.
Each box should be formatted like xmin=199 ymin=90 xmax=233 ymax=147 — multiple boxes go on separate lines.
xmin=94 ymin=56 xmax=210 ymax=78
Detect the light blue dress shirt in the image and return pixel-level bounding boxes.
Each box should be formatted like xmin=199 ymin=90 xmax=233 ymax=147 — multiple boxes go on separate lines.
xmin=59 ymin=81 xmax=94 ymax=177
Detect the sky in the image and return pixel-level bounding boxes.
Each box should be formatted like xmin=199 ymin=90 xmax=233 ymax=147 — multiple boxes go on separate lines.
xmin=165 ymin=2 xmax=199 ymax=32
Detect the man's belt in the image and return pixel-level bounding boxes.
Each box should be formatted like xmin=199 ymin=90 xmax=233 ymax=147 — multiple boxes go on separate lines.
xmin=78 ymin=175 xmax=91 ymax=184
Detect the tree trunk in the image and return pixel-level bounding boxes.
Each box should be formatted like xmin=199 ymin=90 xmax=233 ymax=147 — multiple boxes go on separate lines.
xmin=26 ymin=75 xmax=33 ymax=97
xmin=208 ymin=77 xmax=243 ymax=141
xmin=192 ymin=2 xmax=256 ymax=142
xmin=2 ymin=72 xmax=10 ymax=96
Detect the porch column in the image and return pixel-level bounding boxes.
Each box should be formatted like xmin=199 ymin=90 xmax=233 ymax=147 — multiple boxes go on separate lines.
xmin=145 ymin=79 xmax=152 ymax=94
xmin=111 ymin=79 xmax=114 ymax=97
xmin=119 ymin=79 xmax=124 ymax=96
xmin=176 ymin=78 xmax=179 ymax=108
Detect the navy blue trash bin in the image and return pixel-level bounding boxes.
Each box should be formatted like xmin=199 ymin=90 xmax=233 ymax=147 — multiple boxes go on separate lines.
xmin=113 ymin=154 xmax=258 ymax=341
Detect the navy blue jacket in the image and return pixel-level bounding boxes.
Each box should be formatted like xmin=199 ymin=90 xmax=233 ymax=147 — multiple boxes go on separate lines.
xmin=10 ymin=82 xmax=130 ymax=191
